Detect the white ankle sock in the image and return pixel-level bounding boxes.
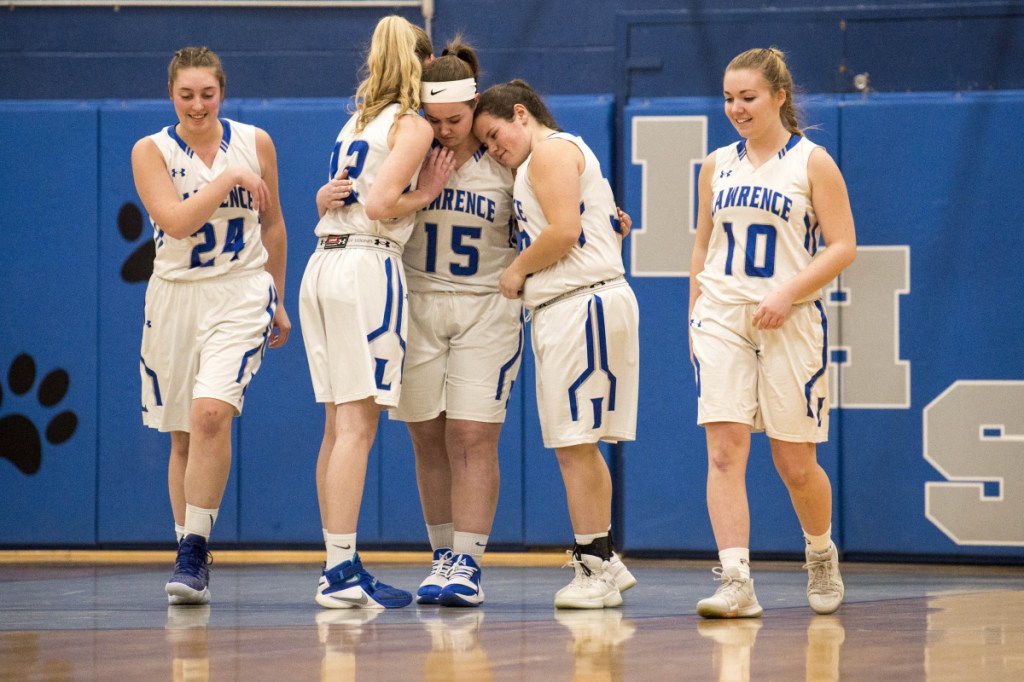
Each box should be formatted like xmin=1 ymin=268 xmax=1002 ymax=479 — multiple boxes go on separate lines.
xmin=183 ymin=504 xmax=218 ymax=539
xmin=426 ymin=523 xmax=454 ymax=551
xmin=719 ymin=547 xmax=751 ymax=579
xmin=453 ymin=531 xmax=488 ymax=559
xmin=325 ymin=532 xmax=357 ymax=567
xmin=803 ymin=526 xmax=833 ymax=554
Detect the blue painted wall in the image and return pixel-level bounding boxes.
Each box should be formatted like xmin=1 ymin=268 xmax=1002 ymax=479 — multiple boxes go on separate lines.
xmin=2 ymin=91 xmax=1022 ymax=563
xmin=0 ymin=95 xmax=613 ymax=553
xmin=1 ymin=2 xmax=1023 ymax=561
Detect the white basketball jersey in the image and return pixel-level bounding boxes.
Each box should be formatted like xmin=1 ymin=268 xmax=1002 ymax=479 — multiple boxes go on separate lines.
xmin=315 ymin=103 xmax=421 ymax=247
xmin=405 ymin=144 xmax=515 ymax=293
xmin=513 ymin=133 xmax=625 ymax=308
xmin=148 ymin=119 xmax=268 ymax=281
xmin=698 ymin=135 xmax=822 ymax=305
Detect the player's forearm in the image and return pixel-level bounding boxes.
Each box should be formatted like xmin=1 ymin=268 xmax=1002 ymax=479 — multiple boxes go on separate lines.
xmin=782 ymin=239 xmax=856 ymax=303
xmin=261 ymin=220 xmax=288 ymax=304
xmin=159 ymin=170 xmax=248 ymax=240
xmin=688 ymin=245 xmax=708 ymax=317
xmin=512 ymin=222 xmax=579 ymax=277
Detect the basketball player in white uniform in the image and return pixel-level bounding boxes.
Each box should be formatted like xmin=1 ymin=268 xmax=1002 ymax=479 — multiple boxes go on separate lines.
xmin=689 ymin=48 xmax=856 ymax=618
xmin=299 ymin=15 xmax=453 ymax=610
xmin=378 ymin=38 xmax=522 ymax=608
xmin=473 ymin=80 xmax=639 ymax=609
xmin=132 ymin=47 xmax=291 ymax=605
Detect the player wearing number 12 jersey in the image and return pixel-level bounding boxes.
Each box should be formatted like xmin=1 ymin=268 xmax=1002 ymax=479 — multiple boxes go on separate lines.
xmin=299 ymin=16 xmax=453 ymax=610
xmin=131 ymin=47 xmax=291 ymax=606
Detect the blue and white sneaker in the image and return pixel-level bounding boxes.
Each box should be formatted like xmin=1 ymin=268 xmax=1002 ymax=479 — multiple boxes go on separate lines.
xmin=316 ymin=554 xmax=412 ymax=609
xmin=417 ymin=548 xmax=453 ymax=605
xmin=166 ymin=534 xmax=212 ymax=605
xmin=438 ymin=553 xmax=484 ymax=607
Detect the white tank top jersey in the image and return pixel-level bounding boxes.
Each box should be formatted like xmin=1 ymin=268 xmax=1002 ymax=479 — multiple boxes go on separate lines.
xmin=698 ymin=135 xmax=823 ymax=306
xmin=147 ymin=118 xmax=268 ymax=282
xmin=315 ymin=102 xmax=422 ymax=247
xmin=405 ymin=144 xmax=515 ymax=294
xmin=512 ymin=132 xmax=625 ymax=309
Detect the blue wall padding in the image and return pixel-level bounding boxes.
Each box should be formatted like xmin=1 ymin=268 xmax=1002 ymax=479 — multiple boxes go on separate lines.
xmin=1 ymin=92 xmax=1022 ymax=562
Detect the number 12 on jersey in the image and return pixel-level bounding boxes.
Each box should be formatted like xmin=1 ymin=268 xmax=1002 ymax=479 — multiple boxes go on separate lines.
xmin=329 ymin=139 xmax=369 ymax=206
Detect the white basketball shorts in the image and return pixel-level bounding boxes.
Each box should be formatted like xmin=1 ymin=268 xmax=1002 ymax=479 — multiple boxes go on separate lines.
xmin=390 ymin=291 xmax=523 ymax=423
xmin=299 ymin=244 xmax=408 ymax=407
xmin=140 ymin=269 xmax=277 ymax=433
xmin=689 ymin=295 xmax=830 ymax=443
xmin=531 ymin=279 xmax=639 ymax=449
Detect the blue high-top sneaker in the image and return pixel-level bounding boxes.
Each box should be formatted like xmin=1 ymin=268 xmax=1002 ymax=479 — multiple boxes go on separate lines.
xmin=166 ymin=534 xmax=212 ymax=605
xmin=316 ymin=553 xmax=413 ymax=609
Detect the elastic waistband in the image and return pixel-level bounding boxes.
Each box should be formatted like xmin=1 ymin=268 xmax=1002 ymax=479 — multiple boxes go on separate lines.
xmin=316 ymin=234 xmax=403 ymax=256
xmin=533 ymin=276 xmax=626 ymax=312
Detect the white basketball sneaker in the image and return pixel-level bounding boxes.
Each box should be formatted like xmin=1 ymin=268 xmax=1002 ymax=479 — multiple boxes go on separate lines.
xmin=804 ymin=544 xmax=845 ymax=615
xmin=554 ymin=551 xmax=623 ymax=610
xmin=696 ymin=566 xmax=763 ymax=619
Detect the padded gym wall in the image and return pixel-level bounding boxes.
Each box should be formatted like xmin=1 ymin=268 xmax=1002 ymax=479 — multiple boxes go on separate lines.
xmin=621 ymin=92 xmax=1024 ymax=561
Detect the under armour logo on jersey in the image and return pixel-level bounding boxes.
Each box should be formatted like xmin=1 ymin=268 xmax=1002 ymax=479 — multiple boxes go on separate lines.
xmin=373 ymin=238 xmax=392 ymax=248
xmin=719 ymin=169 xmax=733 ymax=178
xmin=170 ymin=168 xmax=186 ymax=178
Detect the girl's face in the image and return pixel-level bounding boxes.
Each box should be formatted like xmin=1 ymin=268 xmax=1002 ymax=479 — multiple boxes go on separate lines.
xmin=472 ymin=108 xmax=531 ymax=169
xmin=170 ymin=67 xmax=222 ymax=135
xmin=722 ymin=68 xmax=786 ymax=140
xmin=423 ymin=100 xmax=476 ymax=150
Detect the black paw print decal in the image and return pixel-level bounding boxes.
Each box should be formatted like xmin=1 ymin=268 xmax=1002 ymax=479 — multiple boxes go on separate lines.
xmin=0 ymin=354 xmax=78 ymax=475
xmin=119 ymin=202 xmax=155 ymax=283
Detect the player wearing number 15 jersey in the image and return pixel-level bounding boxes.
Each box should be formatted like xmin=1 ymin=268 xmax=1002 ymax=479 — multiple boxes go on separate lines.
xmin=131 ymin=47 xmax=291 ymax=606
xmin=388 ymin=37 xmax=522 ymax=608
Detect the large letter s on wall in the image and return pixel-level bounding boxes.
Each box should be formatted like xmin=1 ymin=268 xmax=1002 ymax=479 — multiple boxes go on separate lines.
xmin=924 ymin=381 xmax=1024 ymax=546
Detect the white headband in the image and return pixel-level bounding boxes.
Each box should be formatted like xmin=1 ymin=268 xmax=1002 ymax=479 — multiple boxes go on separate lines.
xmin=421 ymin=78 xmax=477 ymax=104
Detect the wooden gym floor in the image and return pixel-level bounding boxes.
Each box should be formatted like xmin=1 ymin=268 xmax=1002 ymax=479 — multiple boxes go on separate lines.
xmin=1 ymin=550 xmax=1022 ymax=680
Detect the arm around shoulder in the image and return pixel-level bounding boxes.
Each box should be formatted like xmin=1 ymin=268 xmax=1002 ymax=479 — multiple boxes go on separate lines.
xmin=364 ymin=114 xmax=445 ymax=222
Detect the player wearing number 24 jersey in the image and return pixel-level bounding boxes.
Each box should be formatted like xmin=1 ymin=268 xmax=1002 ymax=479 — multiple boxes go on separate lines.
xmin=131 ymin=47 xmax=290 ymax=607
xmin=146 ymin=119 xmax=269 ymax=280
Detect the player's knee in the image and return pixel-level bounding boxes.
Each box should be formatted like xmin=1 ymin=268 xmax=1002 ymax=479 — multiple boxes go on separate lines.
xmin=190 ymin=402 xmax=233 ymax=440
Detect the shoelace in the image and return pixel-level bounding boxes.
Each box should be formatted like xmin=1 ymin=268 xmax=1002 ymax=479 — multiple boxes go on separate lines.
xmin=710 ymin=567 xmax=748 ymax=597
xmin=448 ymin=557 xmax=478 ymax=582
xmin=562 ymin=550 xmax=595 ymax=579
xmin=803 ymin=558 xmax=837 ymax=593
xmin=430 ymin=550 xmax=454 ymax=578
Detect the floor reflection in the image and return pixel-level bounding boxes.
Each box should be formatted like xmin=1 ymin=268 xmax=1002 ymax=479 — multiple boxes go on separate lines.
xmin=2 ymin=561 xmax=1023 ymax=680
xmin=555 ymin=609 xmax=636 ymax=681
xmin=165 ymin=605 xmax=211 ymax=682
xmin=420 ymin=609 xmax=491 ymax=681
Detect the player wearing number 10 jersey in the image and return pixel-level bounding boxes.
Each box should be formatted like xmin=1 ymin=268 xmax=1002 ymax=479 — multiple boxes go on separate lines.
xmin=688 ymin=47 xmax=856 ymax=620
